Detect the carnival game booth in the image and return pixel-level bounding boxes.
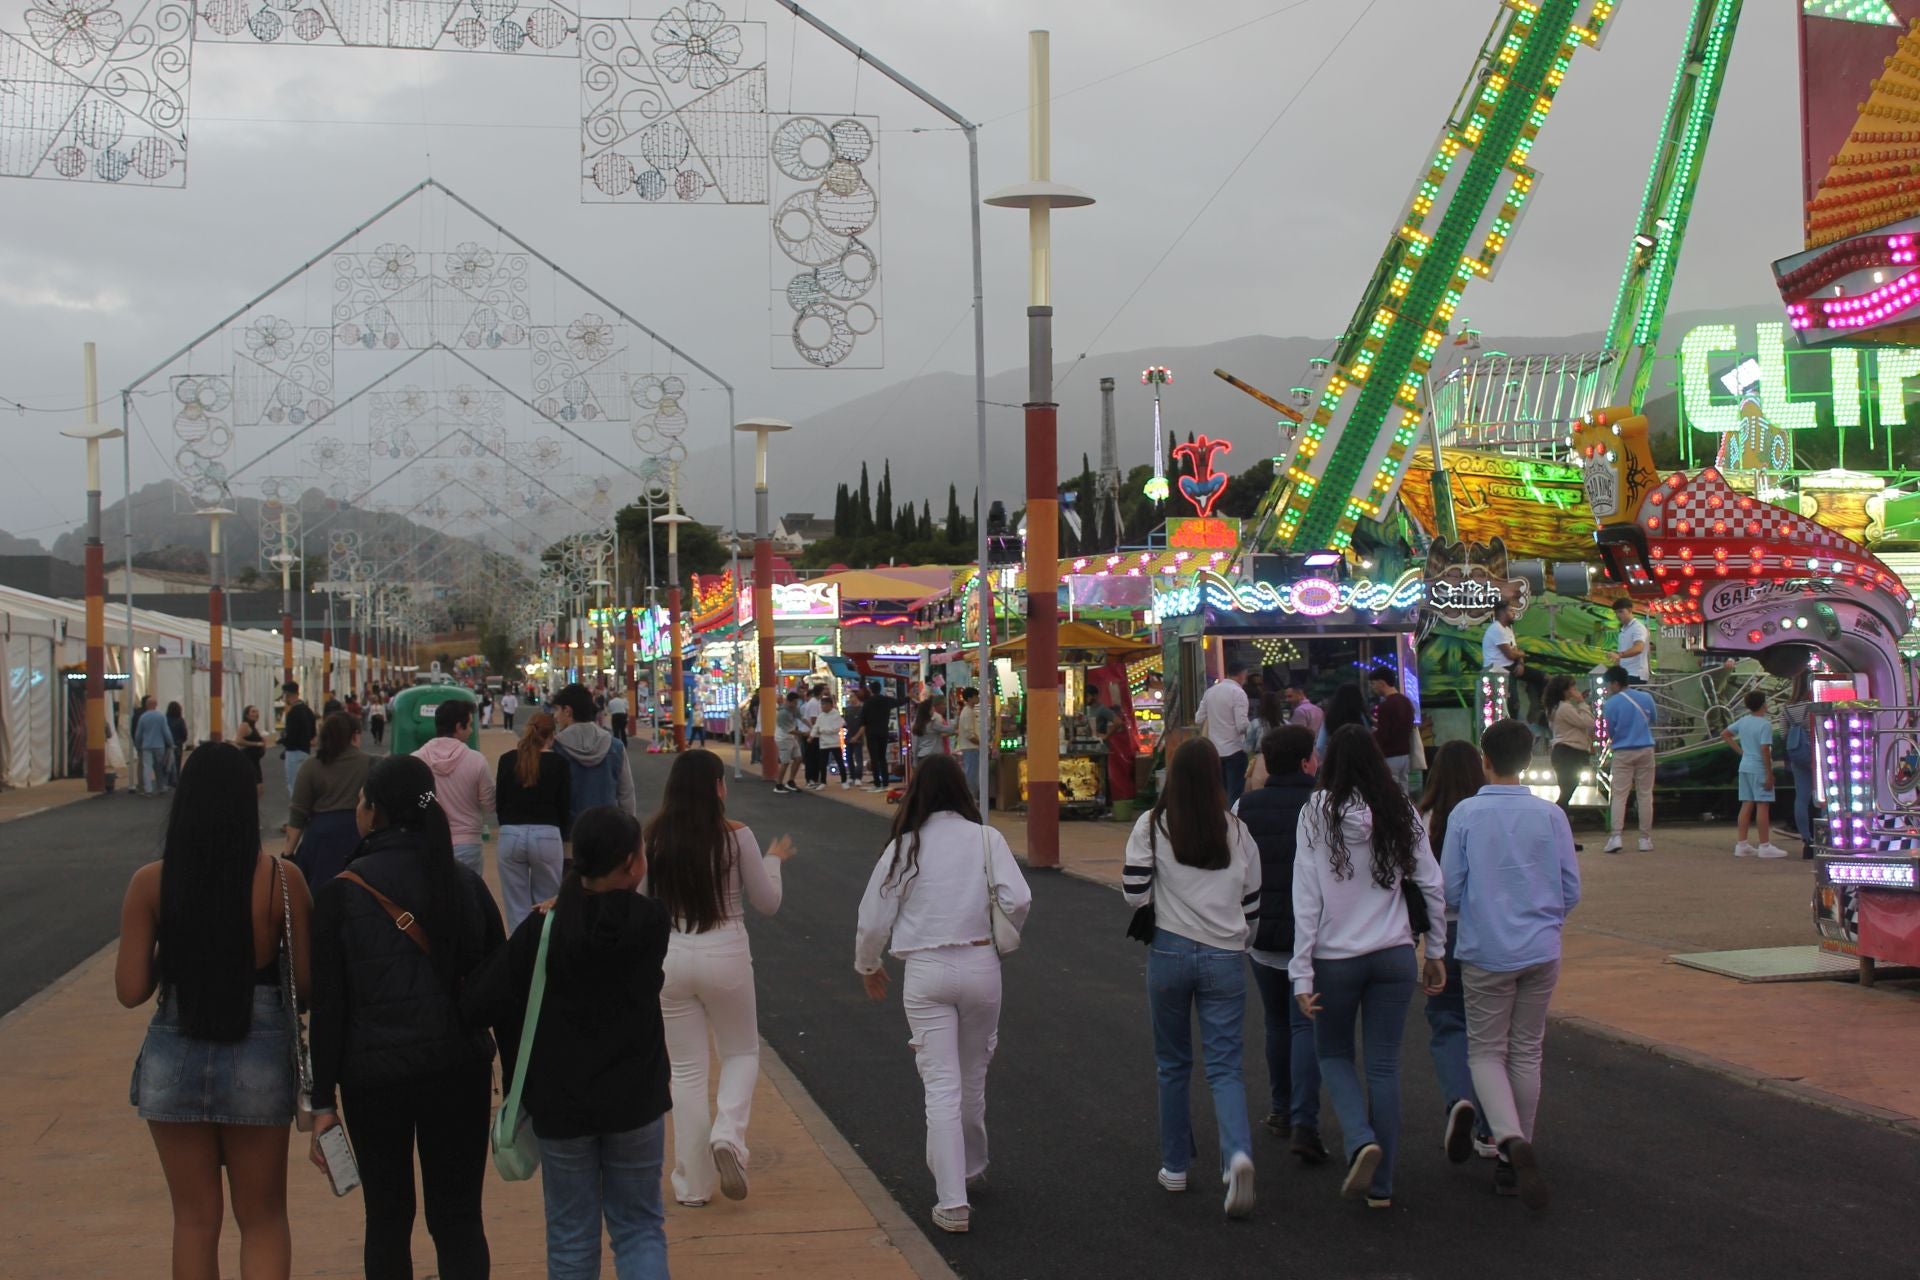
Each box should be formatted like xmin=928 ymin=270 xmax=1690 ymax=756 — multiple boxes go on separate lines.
xmin=1153 ymin=560 xmax=1425 ymax=757
xmin=987 ymin=621 xmax=1156 ymax=817
xmin=1575 ymin=407 xmax=1920 ymax=978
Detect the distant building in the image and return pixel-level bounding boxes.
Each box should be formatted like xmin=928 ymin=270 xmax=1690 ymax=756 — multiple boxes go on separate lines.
xmin=105 ymin=565 xmax=211 ymax=595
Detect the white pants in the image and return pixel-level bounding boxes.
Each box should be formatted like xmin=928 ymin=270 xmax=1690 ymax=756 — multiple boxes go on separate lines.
xmin=903 ymin=945 xmax=1003 ymax=1211
xmin=1464 ymin=960 xmax=1560 ymax=1145
xmin=660 ymin=926 xmax=760 ymax=1203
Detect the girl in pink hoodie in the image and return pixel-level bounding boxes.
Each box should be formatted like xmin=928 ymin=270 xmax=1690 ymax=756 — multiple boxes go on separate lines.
xmin=413 ymin=701 xmax=496 ymax=876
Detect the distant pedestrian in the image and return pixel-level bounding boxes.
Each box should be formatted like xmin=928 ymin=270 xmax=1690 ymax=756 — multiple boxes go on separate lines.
xmin=1783 ymin=672 xmax=1817 ymax=858
xmin=369 ymin=694 xmax=387 ymax=747
xmin=1315 ymin=683 xmax=1368 ymax=763
xmin=240 ymin=704 xmax=268 ymax=798
xmin=1442 ymin=718 xmax=1581 ymax=1211
xmin=287 ymin=711 xmax=372 ymax=891
xmin=1284 ymin=684 xmax=1324 ymax=745
xmin=857 ymin=754 xmax=1030 ymax=1234
xmin=1544 ymin=675 xmax=1594 ymax=838
xmin=500 ymin=690 xmax=519 ymax=733
xmin=479 ymin=693 xmax=494 ymax=731
xmin=1723 ymin=689 xmax=1786 ymax=859
xmin=165 ymin=701 xmax=189 ymax=786
xmin=1417 ymin=739 xmax=1494 ymax=1165
xmin=1234 ymin=724 xmax=1326 ymax=1164
xmin=1124 ymin=736 xmax=1261 ymax=1219
xmin=1600 ymin=666 xmax=1656 ymax=854
xmin=552 ymin=683 xmax=638 ymax=820
xmin=815 ymin=693 xmax=848 ymax=787
xmin=1244 ymin=687 xmax=1286 ymax=791
xmin=910 ymin=694 xmax=955 ymax=771
xmin=1196 ymin=659 xmax=1252 ymax=807
xmin=464 ymin=805 xmax=673 ymax=1279
xmin=134 ymin=694 xmax=172 ymax=796
xmin=280 ymin=681 xmax=317 ymax=799
xmin=308 ymin=754 xmax=506 ymax=1280
xmin=413 ymin=701 xmax=496 ymax=877
xmin=1608 ymin=597 xmax=1651 ymax=684
xmin=1482 ymin=599 xmax=1543 ymax=720
xmin=1290 ymin=725 xmax=1447 ymax=1210
xmin=649 ymin=750 xmax=794 ymax=1206
xmin=954 ymin=687 xmax=983 ymax=800
xmin=494 ymin=710 xmax=571 ymax=931
xmin=857 ymin=680 xmax=902 ymax=791
xmin=117 ymin=741 xmax=312 ymax=1280
xmin=800 ymin=684 xmax=825 ymax=787
xmin=608 ymin=689 xmax=629 ymax=743
xmin=773 ymin=691 xmax=805 ymax=793
xmin=1369 ymin=669 xmax=1416 ymax=793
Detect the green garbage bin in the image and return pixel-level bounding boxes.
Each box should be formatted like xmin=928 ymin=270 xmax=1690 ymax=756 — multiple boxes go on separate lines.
xmin=387 ymin=684 xmax=482 ymax=757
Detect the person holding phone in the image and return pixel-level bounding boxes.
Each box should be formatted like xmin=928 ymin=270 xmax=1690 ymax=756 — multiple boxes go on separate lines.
xmin=1290 ymin=725 xmax=1448 ymax=1210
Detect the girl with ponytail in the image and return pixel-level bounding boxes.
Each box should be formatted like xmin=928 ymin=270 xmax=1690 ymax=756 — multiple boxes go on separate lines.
xmin=307 ymin=753 xmax=506 ymax=1279
xmin=464 ymin=804 xmax=674 ymax=1276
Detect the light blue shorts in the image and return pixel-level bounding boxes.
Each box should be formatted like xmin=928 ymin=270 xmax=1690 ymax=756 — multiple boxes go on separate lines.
xmin=1738 ymin=769 xmax=1774 ymax=804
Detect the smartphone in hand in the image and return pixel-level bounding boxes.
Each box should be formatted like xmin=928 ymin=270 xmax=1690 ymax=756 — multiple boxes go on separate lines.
xmin=316 ymin=1124 xmax=361 ymax=1197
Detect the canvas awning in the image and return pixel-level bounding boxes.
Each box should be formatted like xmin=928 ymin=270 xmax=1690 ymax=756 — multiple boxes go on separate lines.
xmin=989 ymin=620 xmax=1156 ymax=660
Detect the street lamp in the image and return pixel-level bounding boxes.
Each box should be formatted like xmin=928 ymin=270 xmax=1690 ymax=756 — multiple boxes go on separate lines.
xmin=735 ymin=417 xmax=792 ymax=779
xmin=985 ymin=30 xmax=1094 ymax=869
xmin=198 ymin=505 xmax=236 ymax=742
xmin=61 ymin=342 xmax=124 ymax=792
xmin=655 ymin=508 xmax=692 ymax=751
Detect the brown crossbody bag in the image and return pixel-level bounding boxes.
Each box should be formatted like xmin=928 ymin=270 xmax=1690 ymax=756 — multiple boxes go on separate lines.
xmin=335 ymin=871 xmax=431 ymax=954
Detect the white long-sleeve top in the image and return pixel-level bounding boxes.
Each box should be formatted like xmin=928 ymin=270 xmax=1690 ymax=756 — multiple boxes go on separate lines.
xmin=1197 ymin=678 xmax=1251 ymax=759
xmin=648 ymin=824 xmax=783 ymax=934
xmin=1122 ymin=811 xmax=1262 ymax=952
xmin=1288 ymin=793 xmax=1446 ymax=995
xmin=854 ymin=813 xmax=1032 ymax=973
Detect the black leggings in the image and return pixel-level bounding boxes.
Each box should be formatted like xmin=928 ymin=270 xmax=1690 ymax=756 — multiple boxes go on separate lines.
xmin=343 ymin=1062 xmax=493 ymax=1280
xmin=1550 ymin=745 xmax=1591 ymax=811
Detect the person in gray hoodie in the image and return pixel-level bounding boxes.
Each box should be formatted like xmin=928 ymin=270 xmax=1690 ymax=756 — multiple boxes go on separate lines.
xmin=552 ymin=683 xmax=638 ymax=822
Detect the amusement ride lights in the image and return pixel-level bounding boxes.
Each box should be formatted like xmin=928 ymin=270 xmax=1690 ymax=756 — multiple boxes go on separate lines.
xmin=1142 ymin=366 xmax=1171 ymax=503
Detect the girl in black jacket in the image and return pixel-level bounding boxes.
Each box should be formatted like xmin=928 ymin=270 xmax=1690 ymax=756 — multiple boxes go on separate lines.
xmin=465 ymin=805 xmax=673 ymax=1278
xmin=308 ymin=754 xmax=505 ymax=1280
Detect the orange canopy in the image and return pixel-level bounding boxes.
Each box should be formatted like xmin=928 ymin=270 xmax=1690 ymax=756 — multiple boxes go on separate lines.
xmin=990 ymin=620 xmax=1157 ymax=660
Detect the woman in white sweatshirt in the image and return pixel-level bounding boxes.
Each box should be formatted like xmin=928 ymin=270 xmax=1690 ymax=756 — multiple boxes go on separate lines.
xmin=1290 ymin=724 xmax=1448 ymax=1209
xmin=646 ymin=749 xmax=796 ymax=1206
xmin=855 ymin=754 xmax=1031 ymax=1236
xmin=1122 ymin=736 xmax=1262 ymax=1220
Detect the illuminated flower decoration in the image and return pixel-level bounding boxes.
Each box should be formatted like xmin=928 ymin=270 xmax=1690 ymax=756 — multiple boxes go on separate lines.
xmin=650 ymin=1 xmax=742 ymax=89
xmin=371 ymin=243 xmax=417 ymax=291
xmin=565 ymin=314 xmax=614 ymax=361
xmin=447 ymin=242 xmax=494 ymax=291
xmin=25 ymin=0 xmax=124 ymax=69
xmin=243 ymin=315 xmax=294 ymax=360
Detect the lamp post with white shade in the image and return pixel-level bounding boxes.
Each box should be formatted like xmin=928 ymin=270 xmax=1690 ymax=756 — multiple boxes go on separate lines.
xmin=734 ymin=418 xmax=792 ymax=779
xmin=61 ymin=342 xmax=124 ymax=792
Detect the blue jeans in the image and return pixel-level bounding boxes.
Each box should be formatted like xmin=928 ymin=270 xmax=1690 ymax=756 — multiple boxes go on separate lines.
xmin=453 ymin=843 xmax=483 ymax=877
xmin=142 ymin=748 xmax=168 ymax=795
xmin=1147 ymin=930 xmax=1252 ymax=1175
xmin=1310 ymin=944 xmax=1416 ymax=1198
xmin=961 ymin=748 xmax=981 ymax=799
xmin=497 ymin=823 xmax=565 ymax=932
xmin=539 ymin=1116 xmax=669 ymax=1279
xmin=1248 ymin=956 xmax=1321 ymax=1130
xmin=283 ymin=749 xmax=308 ymax=799
xmin=1220 ymin=751 xmax=1248 ymax=808
xmin=1424 ymin=920 xmax=1489 ymax=1136
xmin=1789 ymin=754 xmax=1815 ymax=846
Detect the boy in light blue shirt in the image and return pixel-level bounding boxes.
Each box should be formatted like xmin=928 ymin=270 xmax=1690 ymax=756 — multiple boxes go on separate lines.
xmin=1600 ymin=665 xmax=1658 ymax=853
xmin=1722 ymin=690 xmax=1785 ymax=859
xmin=1441 ymin=718 xmax=1580 ymax=1212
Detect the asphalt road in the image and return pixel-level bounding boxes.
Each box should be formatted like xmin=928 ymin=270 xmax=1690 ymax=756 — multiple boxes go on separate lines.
xmin=653 ymin=755 xmax=1920 ymax=1280
xmin=9 ymin=747 xmax=1914 ymax=1280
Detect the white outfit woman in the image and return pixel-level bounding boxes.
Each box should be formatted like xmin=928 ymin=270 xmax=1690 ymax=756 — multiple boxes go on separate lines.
xmin=657 ymin=824 xmax=783 ymax=1205
xmin=855 ymin=813 xmax=1032 ymax=1213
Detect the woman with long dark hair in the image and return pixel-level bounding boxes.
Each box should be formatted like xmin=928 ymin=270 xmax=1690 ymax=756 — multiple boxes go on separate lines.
xmin=911 ymin=694 xmax=955 ymax=768
xmin=165 ymin=700 xmax=189 ymax=787
xmin=1122 ymin=736 xmax=1262 ymax=1219
xmin=1245 ymin=687 xmax=1288 ymax=791
xmin=286 ymin=710 xmax=371 ymax=891
xmin=1417 ymin=740 xmax=1495 ymax=1164
xmin=308 ymin=753 xmax=505 ymax=1280
xmin=240 ymin=703 xmax=268 ymax=799
xmin=117 ymin=741 xmax=312 ymax=1279
xmin=494 ymin=709 xmax=571 ymax=930
xmin=1290 ymin=725 xmax=1448 ymax=1209
xmin=1544 ymin=675 xmax=1594 ymax=825
xmin=647 ymin=749 xmax=795 ymax=1206
xmin=856 ymin=754 xmax=1030 ymax=1234
xmin=465 ymin=805 xmax=674 ymax=1277
xmin=1315 ymin=683 xmax=1368 ymax=761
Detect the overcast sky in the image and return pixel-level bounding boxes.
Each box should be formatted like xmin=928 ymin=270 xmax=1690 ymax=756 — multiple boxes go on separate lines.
xmin=0 ymin=0 xmax=1803 ymax=546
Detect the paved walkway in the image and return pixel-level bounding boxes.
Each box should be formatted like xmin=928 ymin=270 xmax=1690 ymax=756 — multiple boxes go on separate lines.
xmin=0 ymin=727 xmax=942 ymax=1280
xmin=780 ymin=764 xmax=1920 ymax=1130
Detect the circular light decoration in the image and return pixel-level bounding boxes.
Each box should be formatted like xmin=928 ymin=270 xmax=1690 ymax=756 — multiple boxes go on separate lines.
xmin=1143 ymin=474 xmax=1170 ymax=502
xmin=1290 ymin=578 xmax=1343 ymax=618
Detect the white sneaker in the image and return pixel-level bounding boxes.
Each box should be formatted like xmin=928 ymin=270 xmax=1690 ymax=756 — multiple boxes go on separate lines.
xmin=1638 ymin=835 xmax=1654 ymax=852
xmin=1734 ymin=841 xmax=1755 ymax=858
xmin=1223 ymin=1153 xmax=1255 ymax=1219
xmin=1602 ymin=835 xmax=1623 ymax=854
xmin=1756 ymin=843 xmax=1788 ymax=859
xmin=712 ymin=1142 xmax=748 ymax=1201
xmin=1157 ymin=1167 xmax=1187 ymax=1192
xmin=932 ymin=1205 xmax=970 ymax=1233
xmin=841 ymin=781 xmax=852 ymax=790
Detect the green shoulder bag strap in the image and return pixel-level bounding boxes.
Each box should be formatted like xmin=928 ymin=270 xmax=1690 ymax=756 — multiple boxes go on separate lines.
xmin=492 ymin=912 xmax=554 ymax=1181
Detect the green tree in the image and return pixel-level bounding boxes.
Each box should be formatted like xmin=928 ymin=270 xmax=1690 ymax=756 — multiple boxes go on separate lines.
xmin=833 ymin=483 xmax=849 ymax=537
xmin=876 ymin=462 xmax=893 ymax=535
xmin=944 ymin=484 xmax=963 ymax=545
xmin=855 ymin=462 xmax=873 ymax=533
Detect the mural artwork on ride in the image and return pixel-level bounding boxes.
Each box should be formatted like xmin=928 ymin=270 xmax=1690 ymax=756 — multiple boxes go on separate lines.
xmin=1422 ymin=536 xmax=1530 ymax=627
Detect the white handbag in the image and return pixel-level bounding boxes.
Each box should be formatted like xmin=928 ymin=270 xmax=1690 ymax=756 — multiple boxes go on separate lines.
xmin=982 ymin=827 xmax=1021 ymax=955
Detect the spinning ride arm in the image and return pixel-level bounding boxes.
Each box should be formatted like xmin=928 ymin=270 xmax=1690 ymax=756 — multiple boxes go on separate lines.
xmin=1242 ymin=0 xmax=1621 ymax=556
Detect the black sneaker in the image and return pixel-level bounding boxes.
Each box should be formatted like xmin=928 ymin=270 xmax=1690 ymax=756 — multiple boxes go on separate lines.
xmin=1444 ymin=1099 xmax=1477 ymax=1165
xmin=1493 ymin=1158 xmax=1518 ymax=1197
xmin=1502 ymin=1138 xmax=1550 ymax=1211
xmin=1289 ymin=1126 xmax=1329 ymax=1165
xmin=1263 ymin=1111 xmax=1287 ymax=1137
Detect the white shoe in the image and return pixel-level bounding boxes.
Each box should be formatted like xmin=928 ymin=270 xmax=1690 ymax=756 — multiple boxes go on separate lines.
xmin=841 ymin=781 xmax=852 ymax=789
xmin=1223 ymin=1153 xmax=1255 ymax=1219
xmin=932 ymin=1205 xmax=970 ymax=1233
xmin=1602 ymin=835 xmax=1623 ymax=854
xmin=712 ymin=1143 xmax=748 ymax=1201
xmin=1756 ymin=843 xmax=1788 ymax=859
xmin=1157 ymin=1167 xmax=1187 ymax=1192
xmin=1734 ymin=841 xmax=1755 ymax=858
xmin=1638 ymin=835 xmax=1654 ymax=852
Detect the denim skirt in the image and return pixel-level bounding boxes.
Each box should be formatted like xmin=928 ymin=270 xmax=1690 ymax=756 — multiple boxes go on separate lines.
xmin=130 ymin=986 xmax=297 ymax=1126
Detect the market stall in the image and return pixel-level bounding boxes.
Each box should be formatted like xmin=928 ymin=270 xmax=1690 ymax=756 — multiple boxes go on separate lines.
xmin=988 ymin=621 xmax=1157 ymax=815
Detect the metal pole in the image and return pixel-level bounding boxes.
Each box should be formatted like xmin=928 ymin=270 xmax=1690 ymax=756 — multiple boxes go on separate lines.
xmin=120 ymin=391 xmax=134 ymax=708
xmin=205 ymin=510 xmax=229 ymax=742
xmin=64 ymin=343 xmax=120 ymax=792
xmin=665 ymin=480 xmax=687 ymax=752
xmin=726 ymin=386 xmax=743 ymax=777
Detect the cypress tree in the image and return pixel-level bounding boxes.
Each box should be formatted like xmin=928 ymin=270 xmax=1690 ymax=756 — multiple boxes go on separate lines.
xmin=920 ymin=499 xmax=933 ymax=543
xmin=856 ymin=463 xmax=873 ymax=534
xmin=833 ymin=483 xmax=848 ymax=537
xmin=945 ymin=484 xmax=963 ymax=544
xmin=877 ymin=462 xmax=893 ymax=535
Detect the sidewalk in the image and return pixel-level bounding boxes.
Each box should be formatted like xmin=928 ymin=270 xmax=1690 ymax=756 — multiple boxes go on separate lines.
xmin=0 ymin=776 xmax=95 ymax=825
xmin=787 ymin=767 xmax=1920 ymax=1131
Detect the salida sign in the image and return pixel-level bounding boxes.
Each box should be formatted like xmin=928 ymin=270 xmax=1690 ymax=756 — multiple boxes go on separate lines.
xmin=1423 ymin=537 xmax=1530 ymax=626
